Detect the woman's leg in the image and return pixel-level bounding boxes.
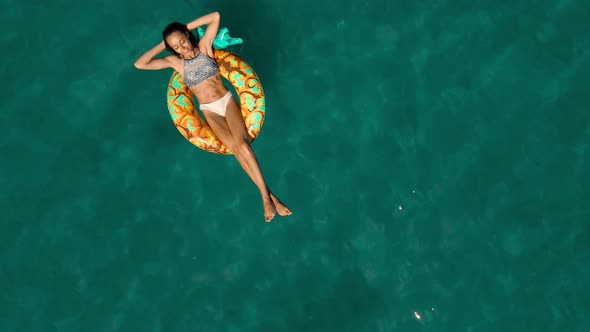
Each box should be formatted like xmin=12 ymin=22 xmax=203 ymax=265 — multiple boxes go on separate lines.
xmin=201 ymin=100 xmax=290 ymax=221
xmin=222 ymin=97 xmax=292 ymax=217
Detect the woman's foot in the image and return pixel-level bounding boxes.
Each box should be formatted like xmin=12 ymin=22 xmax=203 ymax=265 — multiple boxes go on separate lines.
xmin=263 ymin=198 xmax=276 ymax=222
xmin=270 ymin=193 xmax=292 ymax=216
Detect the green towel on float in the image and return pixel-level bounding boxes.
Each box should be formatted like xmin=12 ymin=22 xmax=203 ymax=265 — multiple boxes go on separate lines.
xmin=197 ymin=27 xmax=243 ymax=49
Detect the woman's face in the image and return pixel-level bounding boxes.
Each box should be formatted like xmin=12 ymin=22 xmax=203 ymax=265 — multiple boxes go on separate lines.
xmin=166 ymin=31 xmax=192 ymax=56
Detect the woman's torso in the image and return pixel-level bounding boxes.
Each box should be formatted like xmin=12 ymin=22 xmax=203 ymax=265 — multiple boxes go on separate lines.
xmin=170 ymin=50 xmax=228 ymax=103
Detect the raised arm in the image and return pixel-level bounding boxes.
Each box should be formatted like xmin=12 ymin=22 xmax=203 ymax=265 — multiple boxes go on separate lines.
xmin=133 ymin=41 xmax=173 ymax=70
xmin=133 ymin=11 xmax=220 ymax=70
xmin=187 ymin=11 xmax=220 ymax=57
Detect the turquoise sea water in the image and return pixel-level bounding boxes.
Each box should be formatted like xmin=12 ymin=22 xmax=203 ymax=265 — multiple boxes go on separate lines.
xmin=2 ymin=0 xmax=589 ymax=331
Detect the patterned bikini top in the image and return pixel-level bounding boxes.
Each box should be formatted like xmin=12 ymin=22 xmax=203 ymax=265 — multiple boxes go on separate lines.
xmin=183 ymin=51 xmax=220 ymax=88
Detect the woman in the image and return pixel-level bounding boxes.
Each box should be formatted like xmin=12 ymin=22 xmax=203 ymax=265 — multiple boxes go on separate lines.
xmin=134 ymin=11 xmax=291 ymax=222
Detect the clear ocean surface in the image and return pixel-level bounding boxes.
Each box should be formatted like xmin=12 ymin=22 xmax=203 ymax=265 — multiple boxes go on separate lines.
xmin=1 ymin=0 xmax=589 ymax=331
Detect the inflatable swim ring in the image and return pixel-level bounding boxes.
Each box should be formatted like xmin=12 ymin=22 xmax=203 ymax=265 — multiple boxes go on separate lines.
xmin=166 ymin=48 xmax=265 ymax=155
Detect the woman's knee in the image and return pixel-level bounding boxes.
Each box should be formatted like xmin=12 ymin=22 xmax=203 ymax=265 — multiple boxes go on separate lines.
xmin=235 ymin=139 xmax=252 ymax=156
xmin=226 ymin=139 xmax=246 ymax=156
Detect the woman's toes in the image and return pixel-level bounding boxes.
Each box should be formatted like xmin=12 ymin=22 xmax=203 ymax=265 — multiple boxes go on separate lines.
xmin=263 ymin=200 xmax=276 ymax=222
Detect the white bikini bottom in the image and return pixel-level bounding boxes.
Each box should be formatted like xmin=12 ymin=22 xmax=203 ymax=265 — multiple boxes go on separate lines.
xmin=199 ymin=91 xmax=232 ymax=117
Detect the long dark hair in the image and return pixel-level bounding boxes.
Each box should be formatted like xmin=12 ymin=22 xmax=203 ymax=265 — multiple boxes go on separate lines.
xmin=162 ymin=22 xmax=200 ymax=55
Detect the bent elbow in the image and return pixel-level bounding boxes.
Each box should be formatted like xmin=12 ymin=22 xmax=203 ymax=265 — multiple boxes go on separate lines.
xmin=133 ymin=62 xmax=144 ymax=70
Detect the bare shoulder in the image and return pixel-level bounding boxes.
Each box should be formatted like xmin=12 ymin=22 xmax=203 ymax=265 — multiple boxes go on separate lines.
xmin=165 ymin=54 xmax=183 ymax=72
